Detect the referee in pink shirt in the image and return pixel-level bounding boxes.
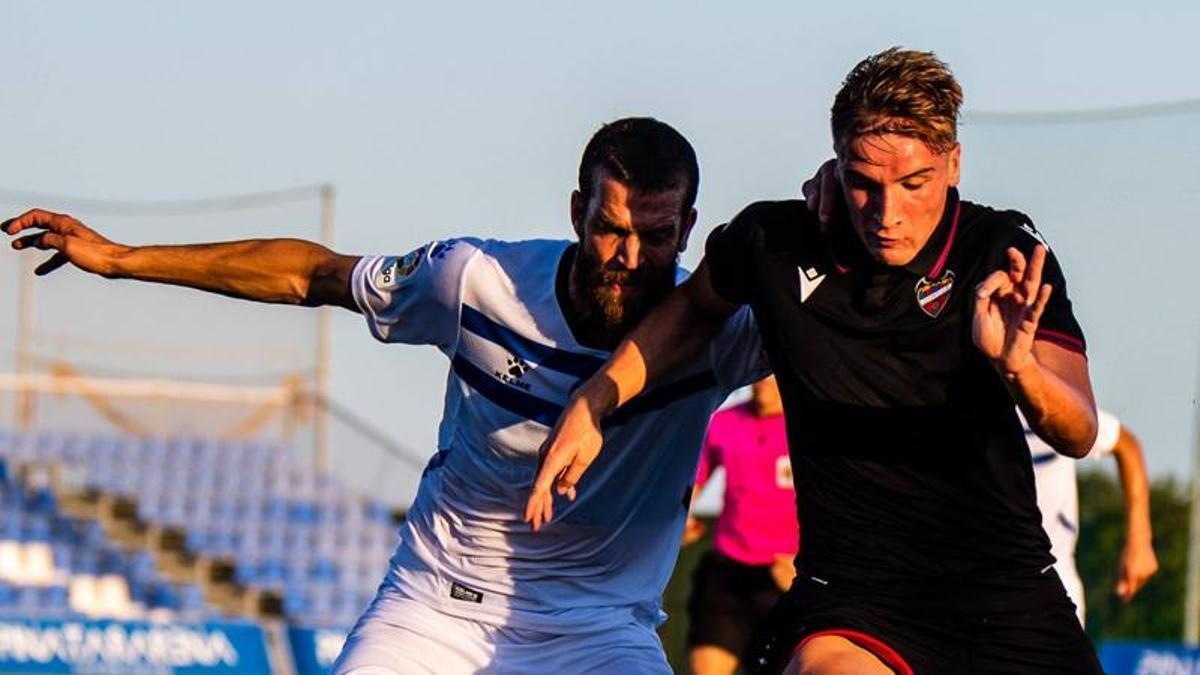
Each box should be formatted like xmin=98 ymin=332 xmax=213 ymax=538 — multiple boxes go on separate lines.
xmin=685 ymin=375 xmax=799 ymax=675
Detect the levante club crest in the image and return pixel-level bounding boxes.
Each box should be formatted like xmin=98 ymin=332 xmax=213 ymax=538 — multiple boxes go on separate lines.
xmin=915 ymin=270 xmax=954 ymax=318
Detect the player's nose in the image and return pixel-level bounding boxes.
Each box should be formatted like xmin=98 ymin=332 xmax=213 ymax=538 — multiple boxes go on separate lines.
xmin=619 ymin=235 xmax=640 ymax=270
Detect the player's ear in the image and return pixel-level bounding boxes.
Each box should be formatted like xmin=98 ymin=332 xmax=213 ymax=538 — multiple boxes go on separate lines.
xmin=947 ymin=143 xmax=962 ymax=187
xmin=570 ymin=190 xmax=586 ymax=240
xmin=676 ymin=207 xmax=698 ymax=253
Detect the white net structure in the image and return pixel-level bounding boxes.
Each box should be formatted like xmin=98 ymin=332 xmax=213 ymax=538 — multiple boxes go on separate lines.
xmin=0 ymin=186 xmax=334 ymax=463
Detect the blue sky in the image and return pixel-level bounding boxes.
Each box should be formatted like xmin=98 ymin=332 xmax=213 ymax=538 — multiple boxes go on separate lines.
xmin=1 ymin=1 xmax=1197 ymax=503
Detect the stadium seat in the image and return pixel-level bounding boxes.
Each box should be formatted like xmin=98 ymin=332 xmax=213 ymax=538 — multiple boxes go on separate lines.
xmin=40 ymin=584 xmax=70 ymax=615
xmin=94 ymin=574 xmax=134 ymax=618
xmin=309 ymin=558 xmax=339 ymax=584
xmin=177 ymin=582 xmax=208 ymax=619
xmin=15 ymin=584 xmax=42 ymax=615
xmin=0 ymin=540 xmax=22 ymax=582
xmin=0 ymin=512 xmax=20 ymax=541
xmin=21 ymin=514 xmax=52 ymax=542
xmin=21 ymin=542 xmax=58 ymax=585
xmin=126 ymin=550 xmax=158 ymax=586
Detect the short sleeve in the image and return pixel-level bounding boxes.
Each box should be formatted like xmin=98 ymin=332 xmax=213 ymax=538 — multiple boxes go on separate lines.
xmin=997 ymin=216 xmax=1087 ymax=355
xmin=351 ymin=238 xmax=481 ymax=352
xmin=1088 ymin=409 xmax=1122 ymax=458
xmin=708 ymin=306 xmax=770 ymax=390
xmin=704 ymin=207 xmax=764 ymax=305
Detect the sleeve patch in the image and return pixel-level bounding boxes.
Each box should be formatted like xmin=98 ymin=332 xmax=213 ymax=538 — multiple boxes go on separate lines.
xmin=376 ymin=245 xmax=427 ymax=289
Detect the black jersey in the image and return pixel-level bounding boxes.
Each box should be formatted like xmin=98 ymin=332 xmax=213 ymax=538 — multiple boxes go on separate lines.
xmin=705 ymin=189 xmax=1086 ymax=607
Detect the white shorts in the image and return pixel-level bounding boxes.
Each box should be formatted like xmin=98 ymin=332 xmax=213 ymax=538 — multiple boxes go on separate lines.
xmin=331 ymin=586 xmax=672 ymax=675
xmin=1056 ymin=558 xmax=1086 ymax=625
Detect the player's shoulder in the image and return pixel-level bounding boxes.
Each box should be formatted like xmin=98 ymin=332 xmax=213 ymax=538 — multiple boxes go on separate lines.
xmin=718 ymin=200 xmax=821 ymax=252
xmin=958 ymin=199 xmax=1051 ymax=256
xmin=467 ymin=238 xmax=571 ymax=273
xmin=728 ymin=199 xmax=817 ymax=232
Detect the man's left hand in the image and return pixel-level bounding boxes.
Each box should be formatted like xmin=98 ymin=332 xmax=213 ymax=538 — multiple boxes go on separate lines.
xmin=972 ymin=245 xmax=1053 ymax=376
xmin=1116 ymin=537 xmax=1159 ymax=602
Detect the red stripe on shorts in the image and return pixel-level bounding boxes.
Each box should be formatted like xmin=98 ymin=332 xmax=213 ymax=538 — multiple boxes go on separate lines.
xmin=795 ymin=629 xmax=915 ymax=675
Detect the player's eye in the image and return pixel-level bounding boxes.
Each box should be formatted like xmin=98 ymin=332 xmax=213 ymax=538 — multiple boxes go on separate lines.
xmin=596 ymin=221 xmax=625 ymax=237
xmin=642 ymin=228 xmax=674 ymax=246
xmin=902 ymin=181 xmax=927 ymax=191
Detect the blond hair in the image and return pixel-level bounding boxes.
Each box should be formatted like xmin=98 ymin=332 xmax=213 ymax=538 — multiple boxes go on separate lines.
xmin=831 ymin=47 xmax=963 ymax=155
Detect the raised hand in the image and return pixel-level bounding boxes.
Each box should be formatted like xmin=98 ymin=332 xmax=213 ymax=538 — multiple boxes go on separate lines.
xmin=800 ymin=158 xmax=839 ymax=226
xmin=524 ymin=396 xmax=605 ymax=531
xmin=2 ymin=209 xmax=126 ymax=277
xmin=972 ymin=245 xmax=1053 ymax=376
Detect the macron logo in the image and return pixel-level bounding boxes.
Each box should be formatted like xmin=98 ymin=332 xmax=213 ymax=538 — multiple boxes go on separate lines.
xmin=799 ymin=267 xmax=825 ymax=303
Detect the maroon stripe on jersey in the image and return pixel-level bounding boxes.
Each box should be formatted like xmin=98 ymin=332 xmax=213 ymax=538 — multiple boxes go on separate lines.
xmin=796 ymin=629 xmax=915 ymax=675
xmin=927 ymin=200 xmax=961 ymax=280
xmin=1035 ymin=328 xmax=1086 ymax=354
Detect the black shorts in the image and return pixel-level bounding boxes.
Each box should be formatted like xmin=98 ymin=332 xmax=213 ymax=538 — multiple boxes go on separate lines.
xmin=686 ymin=550 xmax=785 ymax=656
xmin=744 ymin=570 xmax=1102 ymax=675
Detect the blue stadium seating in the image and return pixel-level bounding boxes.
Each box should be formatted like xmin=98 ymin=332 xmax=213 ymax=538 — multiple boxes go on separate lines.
xmin=0 ymin=428 xmax=397 ymax=628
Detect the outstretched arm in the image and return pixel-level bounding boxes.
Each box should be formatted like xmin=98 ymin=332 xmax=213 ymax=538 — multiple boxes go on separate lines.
xmin=525 ymin=260 xmax=738 ymax=529
xmin=3 ymin=208 xmax=359 ymax=310
xmin=1109 ymin=425 xmax=1158 ymax=601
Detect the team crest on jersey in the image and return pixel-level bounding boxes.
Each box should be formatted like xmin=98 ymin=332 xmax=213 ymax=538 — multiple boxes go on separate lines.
xmin=430 ymin=240 xmax=458 ymax=260
xmin=915 ymin=270 xmax=955 ymax=318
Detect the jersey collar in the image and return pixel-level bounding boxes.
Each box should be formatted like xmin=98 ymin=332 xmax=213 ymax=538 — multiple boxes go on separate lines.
xmin=902 ymin=188 xmax=961 ymax=278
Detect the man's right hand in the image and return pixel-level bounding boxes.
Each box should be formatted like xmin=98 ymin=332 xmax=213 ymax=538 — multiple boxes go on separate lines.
xmin=524 ymin=395 xmax=605 ymax=531
xmin=3 ymin=209 xmax=127 ymax=277
xmin=800 ymin=158 xmax=839 ymax=226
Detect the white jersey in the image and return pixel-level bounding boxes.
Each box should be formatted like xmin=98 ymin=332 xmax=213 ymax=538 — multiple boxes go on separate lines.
xmin=1026 ymin=408 xmax=1121 ymax=620
xmin=351 ymin=238 xmax=765 ymax=635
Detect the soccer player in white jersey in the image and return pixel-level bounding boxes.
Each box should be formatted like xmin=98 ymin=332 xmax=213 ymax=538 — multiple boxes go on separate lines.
xmin=1025 ymin=409 xmax=1158 ymax=623
xmin=3 ymin=117 xmax=766 ymax=673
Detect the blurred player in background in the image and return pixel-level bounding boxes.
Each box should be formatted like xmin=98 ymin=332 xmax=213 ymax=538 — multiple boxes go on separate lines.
xmin=1027 ymin=409 xmax=1158 ymax=623
xmin=528 ymin=48 xmax=1106 ymax=674
xmin=3 ymin=117 xmax=767 ymax=673
xmin=684 ymin=374 xmax=798 ymax=675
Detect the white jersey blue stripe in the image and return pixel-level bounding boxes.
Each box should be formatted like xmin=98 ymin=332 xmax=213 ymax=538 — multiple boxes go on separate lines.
xmin=1024 ymin=408 xmax=1121 ymax=621
xmin=351 ymin=237 xmax=766 ymax=634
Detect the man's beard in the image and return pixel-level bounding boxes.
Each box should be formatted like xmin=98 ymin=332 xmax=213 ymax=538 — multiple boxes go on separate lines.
xmin=571 ymin=247 xmax=677 ymax=340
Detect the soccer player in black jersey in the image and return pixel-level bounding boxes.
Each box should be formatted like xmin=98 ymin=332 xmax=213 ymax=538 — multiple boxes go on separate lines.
xmin=527 ymin=48 xmax=1104 ymax=674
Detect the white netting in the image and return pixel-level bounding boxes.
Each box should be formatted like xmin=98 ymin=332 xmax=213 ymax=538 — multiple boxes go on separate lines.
xmin=0 ymin=187 xmax=330 ymax=452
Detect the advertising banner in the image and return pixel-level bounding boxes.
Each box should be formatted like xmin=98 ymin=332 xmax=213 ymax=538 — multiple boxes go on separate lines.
xmin=0 ymin=618 xmax=272 ymax=674
xmin=287 ymin=627 xmax=347 ymax=675
xmin=1101 ymin=641 xmax=1200 ymax=675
